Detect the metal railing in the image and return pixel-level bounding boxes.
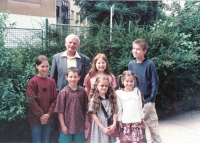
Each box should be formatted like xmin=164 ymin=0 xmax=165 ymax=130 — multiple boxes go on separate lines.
xmin=4 ymin=28 xmax=43 ymax=48
xmin=49 ymin=24 xmax=92 ymax=43
xmin=3 ymin=23 xmax=92 ymax=48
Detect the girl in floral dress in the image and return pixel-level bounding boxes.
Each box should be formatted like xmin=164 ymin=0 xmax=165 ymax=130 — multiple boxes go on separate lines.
xmin=116 ymin=70 xmax=146 ymax=143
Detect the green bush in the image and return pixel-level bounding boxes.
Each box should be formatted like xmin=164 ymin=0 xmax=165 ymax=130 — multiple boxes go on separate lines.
xmin=77 ymin=18 xmax=200 ymax=110
xmin=0 ymin=12 xmax=39 ymax=142
xmin=0 ymin=5 xmax=200 ymax=141
xmin=0 ymin=13 xmax=26 ymax=121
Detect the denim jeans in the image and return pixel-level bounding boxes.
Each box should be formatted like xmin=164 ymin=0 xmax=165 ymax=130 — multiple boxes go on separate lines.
xmin=58 ymin=132 xmax=85 ymax=143
xmin=31 ymin=123 xmax=51 ymax=143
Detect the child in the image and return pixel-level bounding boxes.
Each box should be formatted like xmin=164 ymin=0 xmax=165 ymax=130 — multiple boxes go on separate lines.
xmin=83 ymin=53 xmax=117 ymax=142
xmin=84 ymin=53 xmax=117 ymax=96
xmin=89 ymin=75 xmax=117 ymax=143
xmin=26 ymin=55 xmax=57 ymax=143
xmin=128 ymin=38 xmax=162 ymax=143
xmin=54 ymin=67 xmax=88 ymax=143
xmin=116 ymin=70 xmax=145 ymax=143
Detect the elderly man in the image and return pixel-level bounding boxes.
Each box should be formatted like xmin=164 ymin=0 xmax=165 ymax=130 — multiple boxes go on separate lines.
xmin=50 ymin=34 xmax=91 ymax=92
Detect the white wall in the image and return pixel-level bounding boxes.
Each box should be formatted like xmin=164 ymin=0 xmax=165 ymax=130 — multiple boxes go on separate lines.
xmin=4 ymin=13 xmax=56 ymax=29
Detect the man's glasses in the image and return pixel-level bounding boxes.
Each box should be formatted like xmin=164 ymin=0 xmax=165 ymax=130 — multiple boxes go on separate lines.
xmin=99 ymin=85 xmax=109 ymax=88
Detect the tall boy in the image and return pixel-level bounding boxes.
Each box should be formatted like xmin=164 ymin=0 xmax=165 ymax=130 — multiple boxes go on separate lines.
xmin=128 ymin=39 xmax=162 ymax=143
xmin=54 ymin=67 xmax=88 ymax=143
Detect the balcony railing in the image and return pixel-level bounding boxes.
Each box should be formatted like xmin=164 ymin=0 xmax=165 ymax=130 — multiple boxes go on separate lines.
xmin=62 ymin=0 xmax=69 ymax=11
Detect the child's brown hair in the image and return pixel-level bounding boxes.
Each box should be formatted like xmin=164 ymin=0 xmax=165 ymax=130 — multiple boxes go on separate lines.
xmin=66 ymin=67 xmax=80 ymax=76
xmin=90 ymin=75 xmax=117 ymax=114
xmin=132 ymin=38 xmax=149 ymax=51
xmin=118 ymin=70 xmax=144 ymax=99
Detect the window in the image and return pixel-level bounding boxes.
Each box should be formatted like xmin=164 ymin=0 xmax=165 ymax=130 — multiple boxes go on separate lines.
xmin=76 ymin=13 xmax=79 ymax=21
xmin=62 ymin=0 xmax=69 ymax=7
xmin=56 ymin=6 xmax=60 ymax=17
xmin=71 ymin=10 xmax=74 ymax=20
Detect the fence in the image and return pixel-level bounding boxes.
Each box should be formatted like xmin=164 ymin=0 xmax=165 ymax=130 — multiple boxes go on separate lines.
xmin=4 ymin=28 xmax=43 ymax=48
xmin=48 ymin=24 xmax=92 ymax=44
xmin=3 ymin=24 xmax=92 ymax=48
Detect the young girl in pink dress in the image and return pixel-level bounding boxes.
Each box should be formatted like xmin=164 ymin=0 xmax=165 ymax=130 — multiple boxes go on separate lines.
xmin=84 ymin=53 xmax=117 ymax=142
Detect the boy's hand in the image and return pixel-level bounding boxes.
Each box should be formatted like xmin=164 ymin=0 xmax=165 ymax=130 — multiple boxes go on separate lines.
xmin=149 ymin=102 xmax=155 ymax=105
xmin=61 ymin=125 xmax=68 ymax=134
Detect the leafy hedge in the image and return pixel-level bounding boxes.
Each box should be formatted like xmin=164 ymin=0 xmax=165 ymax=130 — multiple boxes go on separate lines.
xmin=78 ymin=19 xmax=200 ymax=110
xmin=0 ymin=2 xmax=200 ymax=140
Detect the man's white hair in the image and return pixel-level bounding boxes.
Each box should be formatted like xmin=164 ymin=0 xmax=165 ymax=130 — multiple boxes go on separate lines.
xmin=65 ymin=34 xmax=80 ymax=45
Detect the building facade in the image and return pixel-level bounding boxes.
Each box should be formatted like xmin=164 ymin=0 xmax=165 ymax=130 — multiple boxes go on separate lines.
xmin=0 ymin=0 xmax=56 ymax=28
xmin=0 ymin=0 xmax=55 ymax=17
xmin=56 ymin=0 xmax=80 ymax=25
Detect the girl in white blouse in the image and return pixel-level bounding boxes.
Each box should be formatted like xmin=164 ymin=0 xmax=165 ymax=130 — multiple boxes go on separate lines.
xmin=116 ymin=70 xmax=146 ymax=143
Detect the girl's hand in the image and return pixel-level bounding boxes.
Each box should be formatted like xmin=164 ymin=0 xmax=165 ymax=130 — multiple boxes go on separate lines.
xmin=41 ymin=120 xmax=47 ymax=125
xmin=118 ymin=121 xmax=123 ymax=129
xmin=108 ymin=124 xmax=116 ymax=132
xmin=141 ymin=119 xmax=146 ymax=129
xmin=61 ymin=125 xmax=68 ymax=134
xmin=40 ymin=114 xmax=50 ymax=124
xmin=102 ymin=127 xmax=110 ymax=135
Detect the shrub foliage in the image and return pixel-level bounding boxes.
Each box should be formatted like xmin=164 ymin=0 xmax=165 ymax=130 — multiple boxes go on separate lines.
xmin=0 ymin=2 xmax=200 ymax=141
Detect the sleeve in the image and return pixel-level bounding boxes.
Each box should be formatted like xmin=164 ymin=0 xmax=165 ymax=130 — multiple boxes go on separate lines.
xmin=149 ymin=63 xmax=159 ymax=103
xmin=26 ymin=80 xmax=44 ymax=118
xmin=111 ymin=74 xmax=117 ymax=89
xmin=137 ymin=89 xmax=144 ymax=119
xmin=48 ymin=80 xmax=58 ymax=116
xmin=83 ymin=89 xmax=89 ymax=113
xmin=116 ymin=91 xmax=123 ymax=121
xmin=54 ymin=90 xmax=66 ymax=113
xmin=84 ymin=56 xmax=91 ymax=78
xmin=128 ymin=61 xmax=132 ymax=71
xmin=83 ymin=74 xmax=91 ymax=96
xmin=50 ymin=55 xmax=58 ymax=84
xmin=88 ymin=98 xmax=96 ymax=114
xmin=83 ymin=74 xmax=88 ymax=87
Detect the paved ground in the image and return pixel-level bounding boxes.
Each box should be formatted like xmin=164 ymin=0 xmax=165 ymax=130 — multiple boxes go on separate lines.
xmin=115 ymin=110 xmax=200 ymax=143
xmin=158 ymin=110 xmax=200 ymax=143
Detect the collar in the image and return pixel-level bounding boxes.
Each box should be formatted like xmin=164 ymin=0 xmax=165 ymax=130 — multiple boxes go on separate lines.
xmin=136 ymin=58 xmax=147 ymax=63
xmin=67 ymin=85 xmax=80 ymax=92
xmin=142 ymin=58 xmax=147 ymax=63
xmin=99 ymin=95 xmax=108 ymax=100
xmin=61 ymin=51 xmax=81 ymax=59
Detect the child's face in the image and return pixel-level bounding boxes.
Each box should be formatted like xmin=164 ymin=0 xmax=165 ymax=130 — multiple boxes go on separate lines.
xmin=97 ymin=79 xmax=109 ymax=96
xmin=36 ymin=60 xmax=49 ymax=78
xmin=122 ymin=76 xmax=134 ymax=91
xmin=66 ymin=71 xmax=80 ymax=87
xmin=96 ymin=58 xmax=107 ymax=72
xmin=132 ymin=43 xmax=147 ymax=59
